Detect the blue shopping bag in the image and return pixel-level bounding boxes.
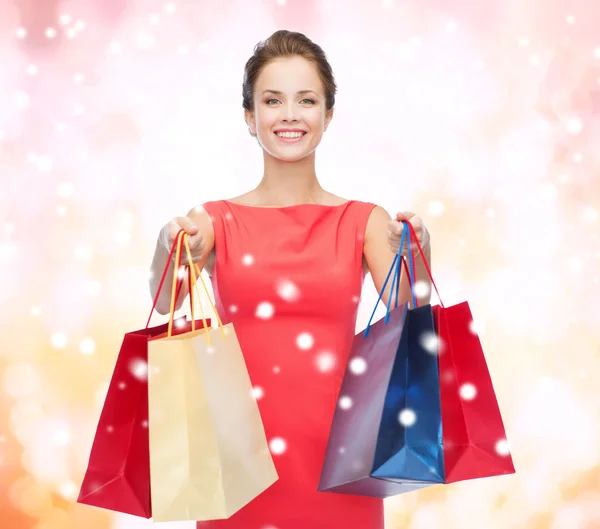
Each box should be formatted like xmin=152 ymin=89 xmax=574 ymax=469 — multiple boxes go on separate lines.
xmin=319 ymin=223 xmax=444 ymax=498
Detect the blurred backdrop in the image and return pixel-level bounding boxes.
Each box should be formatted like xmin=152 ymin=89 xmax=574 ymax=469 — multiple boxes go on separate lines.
xmin=1 ymin=0 xmax=599 ymax=528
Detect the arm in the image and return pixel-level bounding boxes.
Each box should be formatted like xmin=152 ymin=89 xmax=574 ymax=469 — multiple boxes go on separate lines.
xmin=149 ymin=206 xmax=215 ymax=315
xmin=363 ymin=206 xmax=432 ymax=309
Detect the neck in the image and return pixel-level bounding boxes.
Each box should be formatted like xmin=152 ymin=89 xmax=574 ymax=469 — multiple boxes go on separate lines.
xmin=255 ymin=151 xmax=324 ymax=206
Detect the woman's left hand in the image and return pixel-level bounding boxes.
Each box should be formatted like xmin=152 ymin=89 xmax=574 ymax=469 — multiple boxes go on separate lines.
xmin=388 ymin=211 xmax=430 ymax=256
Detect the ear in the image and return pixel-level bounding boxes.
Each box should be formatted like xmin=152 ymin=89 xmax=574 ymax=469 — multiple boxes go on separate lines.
xmin=324 ymin=107 xmax=334 ymax=131
xmin=244 ymin=109 xmax=257 ymax=136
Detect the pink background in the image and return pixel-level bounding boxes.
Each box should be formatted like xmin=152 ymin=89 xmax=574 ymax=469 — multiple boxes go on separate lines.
xmin=1 ymin=0 xmax=599 ymax=528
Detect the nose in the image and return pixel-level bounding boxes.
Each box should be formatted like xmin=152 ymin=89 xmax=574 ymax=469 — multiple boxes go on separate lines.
xmin=281 ymin=101 xmax=300 ymax=122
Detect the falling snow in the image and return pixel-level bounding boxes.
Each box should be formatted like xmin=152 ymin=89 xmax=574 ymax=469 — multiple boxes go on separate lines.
xmin=419 ymin=330 xmax=441 ymax=355
xmin=315 ymin=352 xmax=336 ymax=373
xmin=339 ymin=396 xmax=353 ymax=410
xmin=256 ymin=302 xmax=275 ymax=319
xmin=129 ymin=358 xmax=148 ymax=381
xmin=398 ymin=408 xmax=417 ymax=427
xmin=349 ymin=357 xmax=367 ymax=375
xmin=269 ymin=437 xmax=286 ymax=455
xmin=459 ymin=382 xmax=478 ymax=400
xmin=276 ymin=279 xmax=300 ymax=302
xmin=296 ymin=332 xmax=314 ymax=350
xmin=495 ymin=439 xmax=510 ymax=456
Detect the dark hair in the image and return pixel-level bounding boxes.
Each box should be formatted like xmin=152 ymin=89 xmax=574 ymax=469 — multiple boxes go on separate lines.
xmin=242 ymin=30 xmax=337 ymax=112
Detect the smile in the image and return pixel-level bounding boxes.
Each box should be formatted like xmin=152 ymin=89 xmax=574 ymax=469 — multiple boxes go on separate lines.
xmin=274 ymin=131 xmax=307 ymax=143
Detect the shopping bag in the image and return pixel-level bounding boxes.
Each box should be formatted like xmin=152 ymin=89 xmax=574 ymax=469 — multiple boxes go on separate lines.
xmin=77 ymin=230 xmax=210 ymax=517
xmin=319 ymin=223 xmax=444 ymax=497
xmin=147 ymin=233 xmax=278 ymax=522
xmin=407 ymin=221 xmax=515 ymax=483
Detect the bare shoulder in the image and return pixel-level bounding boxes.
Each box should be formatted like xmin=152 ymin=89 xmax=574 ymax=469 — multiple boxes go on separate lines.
xmin=365 ymin=204 xmax=392 ymax=240
xmin=185 ymin=205 xmax=215 ymax=246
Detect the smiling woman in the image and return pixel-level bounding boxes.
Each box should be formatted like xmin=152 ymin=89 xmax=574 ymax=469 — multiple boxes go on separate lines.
xmin=148 ymin=28 xmax=432 ymax=529
xmin=243 ymin=52 xmax=335 ymax=161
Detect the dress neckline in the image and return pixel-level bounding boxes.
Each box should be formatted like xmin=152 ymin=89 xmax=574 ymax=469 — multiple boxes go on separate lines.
xmin=223 ymin=199 xmax=353 ymax=210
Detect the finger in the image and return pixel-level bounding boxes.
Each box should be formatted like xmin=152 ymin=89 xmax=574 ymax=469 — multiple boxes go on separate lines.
xmin=177 ymin=216 xmax=199 ymax=235
xmin=395 ymin=211 xmax=416 ymax=222
xmin=388 ymin=219 xmax=403 ymax=236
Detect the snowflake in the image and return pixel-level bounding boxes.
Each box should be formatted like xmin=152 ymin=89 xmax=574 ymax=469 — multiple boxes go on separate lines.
xmin=296 ymin=332 xmax=314 ymax=350
xmin=129 ymin=358 xmax=148 ymax=381
xmin=269 ymin=437 xmax=286 ymax=455
xmin=398 ymin=408 xmax=417 ymax=427
xmin=469 ymin=318 xmax=485 ymax=335
xmin=276 ymin=279 xmax=300 ymax=302
xmin=141 ymin=420 xmax=149 ymax=428
xmin=273 ymin=366 xmax=280 ymax=374
xmin=242 ymin=253 xmax=254 ymax=266
xmin=252 ymin=386 xmax=264 ymax=400
xmin=229 ymin=304 xmax=238 ymax=313
xmin=339 ymin=396 xmax=353 ymax=410
xmin=413 ymin=280 xmax=431 ymax=298
xmin=495 ymin=439 xmax=510 ymax=456
xmin=118 ymin=382 xmax=126 ymax=390
xmin=106 ymin=425 xmax=114 ymax=433
xmin=255 ymin=302 xmax=274 ymax=319
xmin=419 ymin=330 xmax=440 ymax=355
xmin=459 ymin=383 xmax=477 ymax=401
xmin=315 ymin=352 xmax=336 ymax=373
xmin=349 ymin=357 xmax=367 ymax=375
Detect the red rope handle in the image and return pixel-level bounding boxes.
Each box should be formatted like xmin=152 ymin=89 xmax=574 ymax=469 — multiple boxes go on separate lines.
xmin=403 ymin=221 xmax=444 ymax=308
xmin=145 ymin=229 xmax=187 ymax=329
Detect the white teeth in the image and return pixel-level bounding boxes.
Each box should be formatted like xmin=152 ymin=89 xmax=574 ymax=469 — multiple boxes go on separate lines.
xmin=277 ymin=131 xmax=304 ymax=139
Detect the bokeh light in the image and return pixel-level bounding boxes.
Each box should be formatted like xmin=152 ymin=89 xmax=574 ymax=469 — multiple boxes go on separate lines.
xmin=1 ymin=1 xmax=599 ymax=529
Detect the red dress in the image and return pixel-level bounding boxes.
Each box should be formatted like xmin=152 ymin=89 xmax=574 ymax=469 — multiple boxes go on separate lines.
xmin=198 ymin=199 xmax=384 ymax=529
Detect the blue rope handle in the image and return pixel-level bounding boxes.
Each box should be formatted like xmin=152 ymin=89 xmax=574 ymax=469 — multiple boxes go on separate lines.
xmin=405 ymin=221 xmax=418 ymax=309
xmin=364 ymin=222 xmax=409 ymax=337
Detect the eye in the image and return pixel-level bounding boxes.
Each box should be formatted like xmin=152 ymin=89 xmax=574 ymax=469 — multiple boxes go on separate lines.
xmin=301 ymin=98 xmax=316 ymax=105
xmin=266 ymin=98 xmax=280 ymax=105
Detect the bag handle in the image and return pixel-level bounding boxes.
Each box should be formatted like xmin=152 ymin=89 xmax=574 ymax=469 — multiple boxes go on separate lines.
xmin=364 ymin=223 xmax=414 ymax=337
xmin=146 ymin=229 xmax=188 ymax=329
xmin=403 ymin=220 xmax=444 ymax=309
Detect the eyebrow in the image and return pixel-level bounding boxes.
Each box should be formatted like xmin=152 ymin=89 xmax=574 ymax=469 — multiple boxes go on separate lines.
xmin=262 ymin=89 xmax=319 ymax=96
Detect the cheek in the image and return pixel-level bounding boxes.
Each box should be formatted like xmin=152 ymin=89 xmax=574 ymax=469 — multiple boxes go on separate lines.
xmin=306 ymin=110 xmax=326 ymax=130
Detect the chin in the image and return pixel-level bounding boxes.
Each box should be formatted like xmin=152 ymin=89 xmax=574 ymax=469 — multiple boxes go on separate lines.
xmin=260 ymin=134 xmax=321 ymax=162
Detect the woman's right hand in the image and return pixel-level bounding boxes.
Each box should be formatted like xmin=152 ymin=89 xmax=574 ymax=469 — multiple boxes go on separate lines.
xmin=159 ymin=216 xmax=206 ymax=267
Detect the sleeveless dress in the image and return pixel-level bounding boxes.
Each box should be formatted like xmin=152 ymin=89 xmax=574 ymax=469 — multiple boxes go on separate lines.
xmin=198 ymin=199 xmax=384 ymax=529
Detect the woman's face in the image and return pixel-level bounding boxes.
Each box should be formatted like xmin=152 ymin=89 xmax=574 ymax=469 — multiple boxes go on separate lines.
xmin=245 ymin=55 xmax=333 ymax=162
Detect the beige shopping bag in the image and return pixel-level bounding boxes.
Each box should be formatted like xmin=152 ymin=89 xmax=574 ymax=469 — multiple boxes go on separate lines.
xmin=147 ymin=232 xmax=278 ymax=522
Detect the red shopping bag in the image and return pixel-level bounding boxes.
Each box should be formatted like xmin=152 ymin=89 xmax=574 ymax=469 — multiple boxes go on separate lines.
xmin=77 ymin=232 xmax=210 ymax=517
xmin=405 ymin=222 xmax=515 ymax=484
xmin=433 ymin=302 xmax=515 ymax=482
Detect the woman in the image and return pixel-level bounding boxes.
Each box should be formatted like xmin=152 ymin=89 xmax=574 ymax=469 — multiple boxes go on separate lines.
xmin=149 ymin=29 xmax=432 ymax=529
